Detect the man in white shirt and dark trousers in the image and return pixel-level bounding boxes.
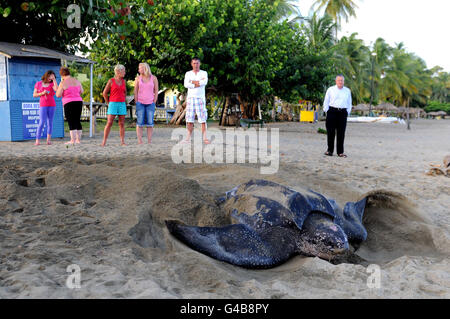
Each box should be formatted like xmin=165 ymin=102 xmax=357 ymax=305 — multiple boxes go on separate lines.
xmin=183 ymin=57 xmax=211 ymax=144
xmin=323 ymin=75 xmax=352 ymax=158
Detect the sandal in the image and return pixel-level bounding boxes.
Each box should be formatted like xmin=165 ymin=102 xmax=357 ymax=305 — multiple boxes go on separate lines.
xmin=324 ymin=151 xmax=333 ymax=156
xmin=338 ymin=154 xmax=348 ymax=158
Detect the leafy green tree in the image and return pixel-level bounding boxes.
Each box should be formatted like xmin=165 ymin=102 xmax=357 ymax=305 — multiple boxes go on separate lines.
xmin=424 ymin=101 xmax=450 ymax=114
xmin=0 ymin=0 xmax=155 ymax=53
xmin=368 ymin=38 xmax=392 ymax=105
xmin=312 ymin=0 xmax=359 ymax=38
xmin=268 ymin=0 xmax=301 ymax=20
xmin=272 ymin=12 xmax=335 ymax=104
xmin=429 ymin=66 xmax=450 ymax=103
xmin=379 ymin=44 xmax=427 ymax=107
xmin=90 ymin=0 xmax=316 ymax=118
xmin=332 ymin=33 xmax=370 ymax=103
xmin=303 ymin=12 xmax=335 ymax=50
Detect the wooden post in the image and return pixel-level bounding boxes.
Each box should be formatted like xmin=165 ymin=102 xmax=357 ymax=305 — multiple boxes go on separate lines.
xmin=220 ymin=96 xmax=230 ymax=126
xmin=407 ymin=98 xmax=411 ymax=130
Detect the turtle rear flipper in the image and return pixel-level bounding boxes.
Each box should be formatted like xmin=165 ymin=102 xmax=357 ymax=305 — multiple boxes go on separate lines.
xmin=165 ymin=220 xmax=297 ymax=269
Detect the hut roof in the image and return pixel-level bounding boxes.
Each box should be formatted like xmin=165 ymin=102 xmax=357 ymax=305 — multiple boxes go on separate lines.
xmin=353 ymin=104 xmax=370 ymax=111
xmin=0 ymin=42 xmax=94 ymax=64
xmin=376 ymin=102 xmax=398 ymax=111
xmin=410 ymin=108 xmax=426 ymax=114
xmin=427 ymin=111 xmax=446 ymax=116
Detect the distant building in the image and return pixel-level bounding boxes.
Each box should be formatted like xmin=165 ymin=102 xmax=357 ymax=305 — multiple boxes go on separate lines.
xmin=0 ymin=42 xmax=93 ymax=141
xmin=164 ymin=88 xmax=180 ymax=109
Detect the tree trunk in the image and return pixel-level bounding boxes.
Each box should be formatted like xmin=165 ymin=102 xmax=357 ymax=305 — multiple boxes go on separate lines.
xmin=237 ymin=95 xmax=247 ymax=119
xmin=170 ymin=101 xmax=187 ymax=125
xmin=272 ymin=97 xmax=276 ymax=121
xmin=220 ymin=96 xmax=231 ymax=126
xmin=176 ymin=108 xmax=187 ymax=125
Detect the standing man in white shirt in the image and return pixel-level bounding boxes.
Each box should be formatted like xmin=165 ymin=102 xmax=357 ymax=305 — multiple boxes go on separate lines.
xmin=183 ymin=57 xmax=211 ymax=144
xmin=323 ymin=75 xmax=352 ymax=158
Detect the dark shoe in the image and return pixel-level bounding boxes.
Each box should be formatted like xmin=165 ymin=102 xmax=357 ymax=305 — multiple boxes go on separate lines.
xmin=338 ymin=154 xmax=348 ymax=158
xmin=324 ymin=151 xmax=333 ymax=156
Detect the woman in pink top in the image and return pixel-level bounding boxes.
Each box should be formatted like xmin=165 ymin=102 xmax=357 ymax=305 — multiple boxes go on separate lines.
xmin=33 ymin=70 xmax=58 ymax=145
xmin=56 ymin=67 xmax=84 ymax=145
xmin=134 ymin=63 xmax=158 ymax=144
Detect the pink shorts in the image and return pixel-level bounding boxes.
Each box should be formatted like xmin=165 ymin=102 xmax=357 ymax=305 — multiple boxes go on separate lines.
xmin=186 ymin=97 xmax=207 ymax=123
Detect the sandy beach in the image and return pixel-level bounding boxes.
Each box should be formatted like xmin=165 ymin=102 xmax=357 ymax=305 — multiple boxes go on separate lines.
xmin=0 ymin=119 xmax=449 ymax=298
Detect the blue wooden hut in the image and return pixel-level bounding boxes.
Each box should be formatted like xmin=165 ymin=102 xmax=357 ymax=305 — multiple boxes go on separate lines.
xmin=0 ymin=42 xmax=94 ymax=141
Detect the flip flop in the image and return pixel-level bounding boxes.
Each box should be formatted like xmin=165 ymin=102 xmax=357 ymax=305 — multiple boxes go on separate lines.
xmin=324 ymin=151 xmax=333 ymax=156
xmin=338 ymin=154 xmax=348 ymax=158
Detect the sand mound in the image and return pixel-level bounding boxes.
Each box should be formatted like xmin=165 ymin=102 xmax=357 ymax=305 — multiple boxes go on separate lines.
xmin=356 ymin=190 xmax=441 ymax=264
xmin=1 ymin=154 xmax=449 ymax=298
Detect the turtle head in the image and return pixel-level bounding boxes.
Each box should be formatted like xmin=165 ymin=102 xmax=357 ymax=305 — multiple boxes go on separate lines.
xmin=298 ymin=213 xmax=350 ymax=260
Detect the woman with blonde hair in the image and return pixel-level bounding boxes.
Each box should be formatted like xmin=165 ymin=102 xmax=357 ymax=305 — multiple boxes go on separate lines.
xmin=101 ymin=64 xmax=127 ymax=146
xmin=134 ymin=62 xmax=158 ymax=144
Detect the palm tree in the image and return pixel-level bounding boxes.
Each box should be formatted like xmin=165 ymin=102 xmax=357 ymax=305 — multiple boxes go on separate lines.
xmin=312 ymin=0 xmax=359 ymax=38
xmin=303 ymin=12 xmax=336 ymax=50
xmin=267 ymin=0 xmax=303 ymax=21
xmin=332 ymin=33 xmax=370 ymax=104
xmin=368 ymin=38 xmax=392 ymax=108
xmin=430 ymin=66 xmax=450 ymax=103
xmin=379 ymin=44 xmax=432 ymax=129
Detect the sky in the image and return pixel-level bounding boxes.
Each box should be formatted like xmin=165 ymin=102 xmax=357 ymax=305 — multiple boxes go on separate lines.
xmin=295 ymin=0 xmax=450 ymax=72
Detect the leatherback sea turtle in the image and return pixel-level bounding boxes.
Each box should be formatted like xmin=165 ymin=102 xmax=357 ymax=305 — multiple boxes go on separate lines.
xmin=166 ymin=179 xmax=368 ymax=269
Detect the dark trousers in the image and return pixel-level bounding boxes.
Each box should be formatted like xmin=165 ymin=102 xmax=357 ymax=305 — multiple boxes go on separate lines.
xmin=64 ymin=101 xmax=83 ymax=131
xmin=326 ymin=107 xmax=348 ymax=155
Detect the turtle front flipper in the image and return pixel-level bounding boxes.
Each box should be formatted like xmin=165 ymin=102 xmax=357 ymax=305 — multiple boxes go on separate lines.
xmin=341 ymin=197 xmax=368 ymax=243
xmin=165 ymin=220 xmax=298 ymax=269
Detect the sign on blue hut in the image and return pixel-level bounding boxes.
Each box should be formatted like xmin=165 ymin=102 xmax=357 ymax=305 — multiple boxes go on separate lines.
xmin=0 ymin=42 xmax=94 ymax=141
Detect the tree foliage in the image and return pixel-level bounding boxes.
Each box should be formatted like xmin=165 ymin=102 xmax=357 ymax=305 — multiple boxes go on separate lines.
xmin=1 ymin=0 xmax=448 ymax=119
xmin=0 ymin=0 xmax=155 ymax=53
xmin=90 ymin=0 xmax=328 ymax=106
xmin=312 ymin=0 xmax=359 ymax=37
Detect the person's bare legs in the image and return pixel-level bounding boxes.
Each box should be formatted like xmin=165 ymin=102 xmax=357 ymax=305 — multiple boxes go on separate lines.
xmin=75 ymin=130 xmax=81 ymax=144
xmin=65 ymin=130 xmax=76 ymax=145
xmin=136 ymin=126 xmax=143 ymax=144
xmin=101 ymin=115 xmax=115 ymax=146
xmin=46 ymin=134 xmax=52 ymax=145
xmin=201 ymin=123 xmax=210 ymax=144
xmin=118 ymin=115 xmax=126 ymax=146
xmin=185 ymin=122 xmax=194 ymax=142
xmin=147 ymin=127 xmax=153 ymax=144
